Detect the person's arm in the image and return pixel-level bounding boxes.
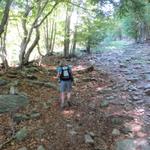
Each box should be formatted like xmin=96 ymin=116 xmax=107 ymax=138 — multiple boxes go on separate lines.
xmin=56 ymin=67 xmax=61 ymax=81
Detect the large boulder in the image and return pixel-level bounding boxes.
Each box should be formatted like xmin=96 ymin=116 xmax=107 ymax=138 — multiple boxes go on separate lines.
xmin=0 ymin=95 xmax=28 ymax=113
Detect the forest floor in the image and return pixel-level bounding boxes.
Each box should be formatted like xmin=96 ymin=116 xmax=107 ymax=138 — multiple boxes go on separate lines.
xmin=0 ymin=42 xmax=150 ymax=150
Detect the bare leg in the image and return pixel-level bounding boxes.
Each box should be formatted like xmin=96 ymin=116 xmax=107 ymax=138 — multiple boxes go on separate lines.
xmin=67 ymin=92 xmax=71 ymax=101
xmin=61 ymin=92 xmax=65 ymax=108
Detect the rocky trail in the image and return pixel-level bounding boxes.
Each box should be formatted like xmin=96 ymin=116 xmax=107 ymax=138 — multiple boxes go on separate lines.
xmin=0 ymin=43 xmax=150 ymax=150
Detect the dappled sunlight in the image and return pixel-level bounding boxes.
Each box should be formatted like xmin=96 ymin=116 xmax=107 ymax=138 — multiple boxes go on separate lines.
xmin=96 ymin=86 xmax=107 ymax=92
xmin=124 ymin=107 xmax=148 ymax=138
xmin=73 ymin=65 xmax=87 ymax=71
xmin=62 ymin=109 xmax=75 ymax=118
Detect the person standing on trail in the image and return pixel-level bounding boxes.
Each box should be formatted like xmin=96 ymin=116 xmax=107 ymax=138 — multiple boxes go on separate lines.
xmin=57 ymin=60 xmax=74 ymax=109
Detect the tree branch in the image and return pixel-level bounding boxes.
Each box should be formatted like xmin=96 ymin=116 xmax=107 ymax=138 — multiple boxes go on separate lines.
xmin=33 ymin=2 xmax=59 ymax=28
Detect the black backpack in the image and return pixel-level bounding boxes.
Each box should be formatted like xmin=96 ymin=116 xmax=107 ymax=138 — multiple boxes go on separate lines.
xmin=60 ymin=66 xmax=72 ymax=81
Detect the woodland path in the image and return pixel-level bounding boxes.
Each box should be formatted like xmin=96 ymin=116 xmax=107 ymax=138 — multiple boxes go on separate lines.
xmin=88 ymin=43 xmax=150 ymax=150
xmin=0 ymin=43 xmax=150 ymax=150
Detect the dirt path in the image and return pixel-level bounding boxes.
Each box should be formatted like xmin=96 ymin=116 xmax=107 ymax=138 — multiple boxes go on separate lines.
xmin=0 ymin=43 xmax=150 ymax=150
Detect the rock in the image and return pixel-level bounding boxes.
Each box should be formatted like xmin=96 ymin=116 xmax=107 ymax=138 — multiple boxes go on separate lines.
xmin=0 ymin=79 xmax=8 ymax=86
xmin=85 ymin=134 xmax=94 ymax=144
xmin=124 ymin=103 xmax=134 ymax=111
xmin=89 ymin=132 xmax=95 ymax=138
xmin=24 ymin=67 xmax=39 ymax=73
xmin=35 ymin=129 xmax=45 ymax=139
xmin=18 ymin=147 xmax=27 ymax=150
xmin=30 ymin=112 xmax=41 ymax=119
xmin=116 ymin=139 xmax=136 ymax=150
xmin=106 ymin=96 xmax=115 ymax=100
xmin=69 ymin=130 xmax=77 ymax=144
xmin=37 ymin=145 xmax=46 ymax=150
xmin=144 ymin=84 xmax=150 ymax=90
xmin=128 ymin=85 xmax=137 ymax=91
xmin=26 ymin=74 xmax=37 ymax=80
xmin=98 ymin=88 xmax=112 ymax=94
xmin=15 ymin=127 xmax=28 ymax=141
xmin=13 ymin=114 xmax=30 ymax=123
xmin=100 ymin=101 xmax=109 ymax=108
xmin=144 ymin=74 xmax=150 ymax=81
xmin=9 ymin=86 xmax=18 ymax=95
xmin=112 ymin=129 xmax=120 ymax=136
xmin=121 ymin=126 xmax=132 ymax=134
xmin=111 ymin=117 xmax=123 ymax=125
xmin=126 ymin=76 xmax=139 ymax=83
xmin=131 ymin=95 xmax=141 ymax=101
xmin=0 ymin=95 xmax=28 ymax=113
xmin=145 ymin=89 xmax=150 ymax=96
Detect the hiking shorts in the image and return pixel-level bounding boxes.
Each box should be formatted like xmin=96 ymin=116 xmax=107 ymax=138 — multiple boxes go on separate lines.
xmin=60 ymin=80 xmax=72 ymax=92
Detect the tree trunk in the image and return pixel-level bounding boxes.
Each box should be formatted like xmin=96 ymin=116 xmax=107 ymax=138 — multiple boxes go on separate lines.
xmin=72 ymin=25 xmax=77 ymax=56
xmin=64 ymin=5 xmax=72 ymax=58
xmin=0 ymin=21 xmax=8 ymax=69
xmin=86 ymin=38 xmax=91 ymax=54
xmin=51 ymin=22 xmax=56 ymax=53
xmin=44 ymin=18 xmax=49 ymax=54
xmin=0 ymin=0 xmax=13 ymax=37
xmin=24 ymin=28 xmax=40 ymax=65
xmin=19 ymin=0 xmax=59 ymax=67
xmin=145 ymin=24 xmax=150 ymax=42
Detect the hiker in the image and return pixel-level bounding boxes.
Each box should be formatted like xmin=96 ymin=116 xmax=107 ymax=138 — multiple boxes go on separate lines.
xmin=57 ymin=60 xmax=74 ymax=109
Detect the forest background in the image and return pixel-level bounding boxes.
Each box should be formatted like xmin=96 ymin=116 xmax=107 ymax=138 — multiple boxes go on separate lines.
xmin=0 ymin=0 xmax=150 ymax=67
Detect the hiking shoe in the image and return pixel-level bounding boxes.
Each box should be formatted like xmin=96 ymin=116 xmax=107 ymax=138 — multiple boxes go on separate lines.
xmin=60 ymin=103 xmax=65 ymax=109
xmin=67 ymin=101 xmax=73 ymax=107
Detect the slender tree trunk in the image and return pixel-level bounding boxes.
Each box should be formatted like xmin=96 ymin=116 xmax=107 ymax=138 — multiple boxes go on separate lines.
xmin=44 ymin=18 xmax=49 ymax=54
xmin=86 ymin=38 xmax=91 ymax=54
xmin=24 ymin=28 xmax=40 ymax=65
xmin=0 ymin=0 xmax=13 ymax=37
xmin=72 ymin=25 xmax=77 ymax=56
xmin=51 ymin=22 xmax=56 ymax=53
xmin=64 ymin=5 xmax=71 ymax=58
xmin=19 ymin=0 xmax=59 ymax=67
xmin=49 ymin=19 xmax=55 ymax=53
xmin=145 ymin=24 xmax=150 ymax=42
xmin=0 ymin=20 xmax=8 ymax=69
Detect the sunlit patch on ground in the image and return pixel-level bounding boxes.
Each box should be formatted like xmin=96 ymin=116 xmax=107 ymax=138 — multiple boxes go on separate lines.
xmin=62 ymin=109 xmax=75 ymax=118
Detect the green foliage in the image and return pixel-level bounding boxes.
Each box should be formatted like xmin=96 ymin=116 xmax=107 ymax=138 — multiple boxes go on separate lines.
xmin=121 ymin=15 xmax=138 ymax=39
xmin=77 ymin=19 xmax=107 ymax=48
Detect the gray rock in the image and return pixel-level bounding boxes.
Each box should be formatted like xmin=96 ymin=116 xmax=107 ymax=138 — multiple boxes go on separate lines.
xmin=121 ymin=126 xmax=132 ymax=134
xmin=37 ymin=145 xmax=46 ymax=150
xmin=128 ymin=85 xmax=137 ymax=91
xmin=13 ymin=114 xmax=30 ymax=123
xmin=18 ymin=147 xmax=27 ymax=150
xmin=30 ymin=112 xmax=41 ymax=119
xmin=131 ymin=95 xmax=141 ymax=101
xmin=126 ymin=76 xmax=139 ymax=83
xmin=144 ymin=84 xmax=150 ymax=90
xmin=145 ymin=89 xmax=150 ymax=96
xmin=35 ymin=129 xmax=45 ymax=139
xmin=0 ymin=79 xmax=8 ymax=86
xmin=69 ymin=130 xmax=77 ymax=144
xmin=100 ymin=101 xmax=109 ymax=107
xmin=124 ymin=103 xmax=134 ymax=111
xmin=144 ymin=74 xmax=150 ymax=81
xmin=0 ymin=95 xmax=28 ymax=113
xmin=9 ymin=86 xmax=18 ymax=95
xmin=15 ymin=127 xmax=28 ymax=141
xmin=112 ymin=129 xmax=120 ymax=136
xmin=85 ymin=134 xmax=94 ymax=144
xmin=116 ymin=139 xmax=136 ymax=150
xmin=111 ymin=117 xmax=123 ymax=125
